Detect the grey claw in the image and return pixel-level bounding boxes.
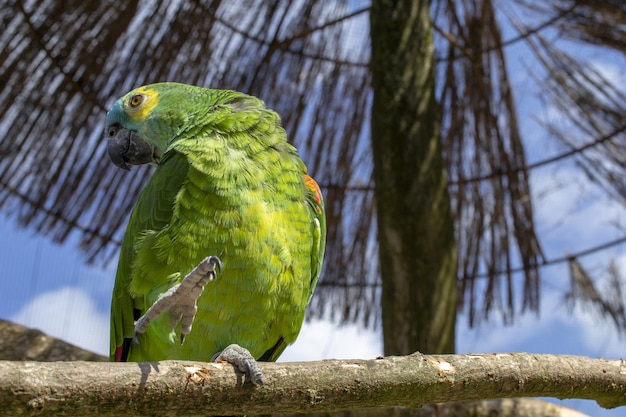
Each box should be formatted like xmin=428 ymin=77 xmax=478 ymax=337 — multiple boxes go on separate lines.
xmin=214 ymin=344 xmax=264 ymax=386
xmin=207 ymin=255 xmax=222 ymax=273
xmin=131 ymin=255 xmax=222 ymax=346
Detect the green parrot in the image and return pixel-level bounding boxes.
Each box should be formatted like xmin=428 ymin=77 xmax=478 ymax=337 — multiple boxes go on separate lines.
xmin=105 ymin=82 xmax=325 ymax=384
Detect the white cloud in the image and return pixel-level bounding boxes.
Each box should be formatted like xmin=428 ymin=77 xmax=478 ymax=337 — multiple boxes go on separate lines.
xmin=456 ymin=289 xmax=564 ymax=355
xmin=279 ymin=319 xmax=383 ymax=362
xmin=531 ymin=164 xmax=626 ymax=256
xmin=457 ymin=283 xmax=625 ymax=360
xmin=586 ymin=59 xmax=626 ymax=98
xmin=569 ymin=310 xmax=623 ymax=359
xmin=11 ymin=287 xmax=109 ymax=357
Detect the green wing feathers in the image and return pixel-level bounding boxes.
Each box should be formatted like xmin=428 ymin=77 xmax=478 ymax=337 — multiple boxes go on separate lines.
xmin=303 ymin=174 xmax=326 ymax=303
xmin=110 ymin=152 xmax=190 ymax=361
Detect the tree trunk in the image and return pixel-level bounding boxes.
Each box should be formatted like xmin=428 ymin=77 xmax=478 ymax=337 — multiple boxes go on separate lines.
xmin=370 ymin=0 xmax=457 ymax=355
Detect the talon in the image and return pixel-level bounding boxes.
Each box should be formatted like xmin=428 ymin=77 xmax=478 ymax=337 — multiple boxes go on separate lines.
xmin=131 ymin=256 xmax=222 ymax=344
xmin=207 ymin=255 xmax=222 ymax=273
xmin=213 ymin=343 xmax=264 ymax=386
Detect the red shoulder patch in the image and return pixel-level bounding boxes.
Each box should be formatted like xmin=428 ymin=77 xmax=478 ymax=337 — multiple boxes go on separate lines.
xmin=303 ymin=175 xmax=323 ymax=212
xmin=114 ymin=346 xmax=124 ymax=362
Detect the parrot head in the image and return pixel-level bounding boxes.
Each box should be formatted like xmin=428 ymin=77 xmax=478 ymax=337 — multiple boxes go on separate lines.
xmin=105 ymin=83 xmax=193 ymax=170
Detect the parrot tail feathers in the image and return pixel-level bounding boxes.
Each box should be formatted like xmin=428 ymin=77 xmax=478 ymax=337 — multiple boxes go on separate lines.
xmin=258 ymin=336 xmax=285 ymax=362
xmin=115 ymin=308 xmax=142 ymax=362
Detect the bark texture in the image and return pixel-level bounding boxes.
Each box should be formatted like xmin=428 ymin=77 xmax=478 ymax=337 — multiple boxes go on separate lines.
xmin=1 ymin=353 xmax=624 ymax=416
xmin=270 ymin=399 xmax=591 ymax=417
xmin=370 ymin=0 xmax=457 ymax=355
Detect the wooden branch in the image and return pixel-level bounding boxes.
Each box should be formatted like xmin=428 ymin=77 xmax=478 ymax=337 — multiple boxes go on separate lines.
xmin=274 ymin=400 xmax=592 ymax=417
xmin=0 ymin=320 xmax=594 ymax=417
xmin=1 ymin=353 xmax=624 ymax=416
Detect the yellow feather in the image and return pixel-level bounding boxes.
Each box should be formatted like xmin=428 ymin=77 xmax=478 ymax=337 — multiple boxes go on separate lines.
xmin=124 ymin=86 xmax=160 ymax=122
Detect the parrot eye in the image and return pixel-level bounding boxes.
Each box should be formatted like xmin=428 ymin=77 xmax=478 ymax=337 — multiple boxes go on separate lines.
xmin=129 ymin=94 xmax=144 ymax=108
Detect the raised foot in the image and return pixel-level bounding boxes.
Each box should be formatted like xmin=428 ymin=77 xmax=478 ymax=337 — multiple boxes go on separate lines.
xmin=132 ymin=255 xmax=222 ymax=344
xmin=213 ymin=344 xmax=264 ymax=386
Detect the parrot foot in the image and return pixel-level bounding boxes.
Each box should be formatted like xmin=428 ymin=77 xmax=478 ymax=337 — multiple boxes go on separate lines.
xmin=213 ymin=344 xmax=264 ymax=386
xmin=132 ymin=256 xmax=222 ymax=345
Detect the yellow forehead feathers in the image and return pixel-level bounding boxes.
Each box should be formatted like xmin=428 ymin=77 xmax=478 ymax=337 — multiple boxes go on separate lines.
xmin=123 ymin=86 xmax=159 ymax=121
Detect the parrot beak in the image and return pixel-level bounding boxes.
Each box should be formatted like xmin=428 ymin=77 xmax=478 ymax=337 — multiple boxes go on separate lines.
xmin=106 ymin=125 xmax=161 ymax=171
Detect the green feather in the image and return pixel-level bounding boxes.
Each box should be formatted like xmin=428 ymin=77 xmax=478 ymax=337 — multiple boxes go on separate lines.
xmin=107 ymin=83 xmax=326 ymax=362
